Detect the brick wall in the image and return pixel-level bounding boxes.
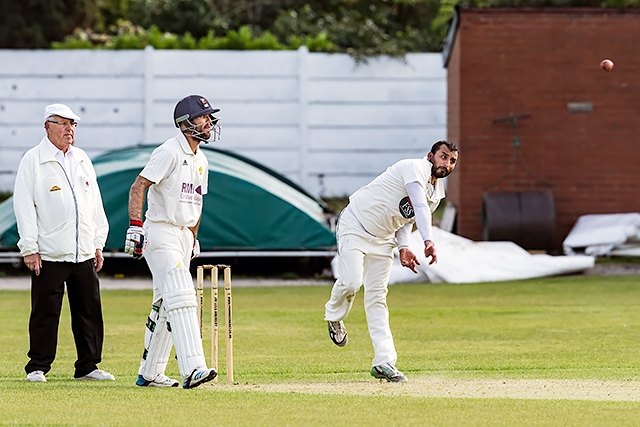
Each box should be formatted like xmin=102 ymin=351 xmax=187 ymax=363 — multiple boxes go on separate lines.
xmin=446 ymin=8 xmax=640 ymax=250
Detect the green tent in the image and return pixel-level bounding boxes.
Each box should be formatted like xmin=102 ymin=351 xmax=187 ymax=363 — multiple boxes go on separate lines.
xmin=0 ymin=145 xmax=337 ymax=253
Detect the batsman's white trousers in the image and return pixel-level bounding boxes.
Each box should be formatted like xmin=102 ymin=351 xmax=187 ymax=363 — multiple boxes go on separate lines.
xmin=324 ymin=207 xmax=397 ymax=367
xmin=141 ymin=221 xmax=207 ymax=380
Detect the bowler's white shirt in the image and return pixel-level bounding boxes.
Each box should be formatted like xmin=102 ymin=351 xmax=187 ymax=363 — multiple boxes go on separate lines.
xmin=348 ymin=156 xmax=445 ymax=239
xmin=140 ymin=132 xmax=208 ymax=227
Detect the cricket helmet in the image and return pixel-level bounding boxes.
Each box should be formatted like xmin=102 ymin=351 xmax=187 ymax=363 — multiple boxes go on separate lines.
xmin=173 ymin=95 xmax=221 ymax=142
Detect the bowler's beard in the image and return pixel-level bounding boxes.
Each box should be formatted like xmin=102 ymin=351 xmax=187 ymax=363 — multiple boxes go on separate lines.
xmin=431 ymin=165 xmax=451 ymax=179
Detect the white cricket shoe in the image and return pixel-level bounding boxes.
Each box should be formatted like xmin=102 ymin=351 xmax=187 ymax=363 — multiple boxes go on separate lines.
xmin=136 ymin=374 xmax=179 ymax=387
xmin=370 ymin=363 xmax=408 ymax=383
xmin=327 ymin=321 xmax=348 ymax=347
xmin=183 ymin=368 xmax=217 ymax=389
xmin=75 ymin=369 xmax=115 ymax=381
xmin=27 ymin=370 xmax=46 ymax=382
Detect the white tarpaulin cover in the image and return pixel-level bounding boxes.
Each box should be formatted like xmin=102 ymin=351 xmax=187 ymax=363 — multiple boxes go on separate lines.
xmin=386 ymin=227 xmax=594 ymax=284
xmin=562 ymin=213 xmax=640 ymax=257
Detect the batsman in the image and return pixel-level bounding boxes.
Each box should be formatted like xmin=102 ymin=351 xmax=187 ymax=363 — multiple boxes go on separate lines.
xmin=124 ymin=95 xmax=221 ymax=389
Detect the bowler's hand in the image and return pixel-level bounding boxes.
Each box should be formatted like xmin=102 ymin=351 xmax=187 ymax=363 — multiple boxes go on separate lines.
xmin=191 ymin=239 xmax=200 ymax=260
xmin=399 ymin=248 xmax=420 ymax=274
xmin=24 ymin=253 xmax=42 ymax=276
xmin=94 ymin=249 xmax=104 ymax=272
xmin=125 ymin=223 xmax=146 ymax=260
xmin=423 ymin=240 xmax=437 ymax=265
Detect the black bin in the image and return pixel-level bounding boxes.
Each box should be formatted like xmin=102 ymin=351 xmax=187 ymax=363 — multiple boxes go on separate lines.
xmin=482 ymin=190 xmax=555 ymax=250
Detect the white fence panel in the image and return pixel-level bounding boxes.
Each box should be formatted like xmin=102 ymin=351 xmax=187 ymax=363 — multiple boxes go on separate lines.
xmin=0 ymin=77 xmax=143 ymax=100
xmin=0 ymin=50 xmax=144 ymax=75
xmin=0 ymin=100 xmax=142 ymax=125
xmin=0 ymin=48 xmax=446 ymax=197
xmin=155 ymin=77 xmax=298 ymax=101
xmin=308 ymin=128 xmax=446 ymax=151
xmin=152 ymin=50 xmax=300 ymax=77
xmin=308 ymin=104 xmax=444 ymax=126
xmin=310 ymin=80 xmax=446 ymax=103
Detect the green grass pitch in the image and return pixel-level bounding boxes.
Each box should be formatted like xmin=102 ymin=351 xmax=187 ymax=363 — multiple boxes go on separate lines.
xmin=2 ymin=275 xmax=640 ymax=426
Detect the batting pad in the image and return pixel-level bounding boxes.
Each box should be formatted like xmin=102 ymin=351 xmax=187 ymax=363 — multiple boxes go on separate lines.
xmin=139 ymin=301 xmax=173 ymax=381
xmin=163 ymin=267 xmax=198 ymax=311
xmin=163 ymin=267 xmax=207 ymax=378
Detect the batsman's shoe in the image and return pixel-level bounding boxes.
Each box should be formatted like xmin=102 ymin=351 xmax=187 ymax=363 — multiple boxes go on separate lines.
xmin=183 ymin=368 xmax=217 ymax=389
xmin=136 ymin=374 xmax=179 ymax=387
xmin=327 ymin=320 xmax=348 ymax=347
xmin=370 ymin=363 xmax=408 ymax=383
xmin=74 ymin=369 xmax=115 ymax=381
xmin=27 ymin=370 xmax=46 ymax=382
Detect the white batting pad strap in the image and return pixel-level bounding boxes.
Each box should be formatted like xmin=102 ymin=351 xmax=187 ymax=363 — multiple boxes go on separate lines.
xmin=163 ymin=267 xmax=198 ymax=311
xmin=139 ymin=302 xmax=173 ymax=381
xmin=167 ymin=307 xmax=207 ymax=378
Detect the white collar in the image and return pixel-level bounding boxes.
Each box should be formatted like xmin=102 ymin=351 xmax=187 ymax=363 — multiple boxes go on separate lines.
xmin=46 ymin=137 xmax=74 ymax=159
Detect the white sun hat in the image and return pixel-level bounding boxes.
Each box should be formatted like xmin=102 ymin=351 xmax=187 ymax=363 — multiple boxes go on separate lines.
xmin=44 ymin=104 xmax=81 ymax=123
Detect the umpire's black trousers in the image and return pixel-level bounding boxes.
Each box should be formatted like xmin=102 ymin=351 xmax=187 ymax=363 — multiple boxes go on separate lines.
xmin=24 ymin=259 xmax=104 ymax=378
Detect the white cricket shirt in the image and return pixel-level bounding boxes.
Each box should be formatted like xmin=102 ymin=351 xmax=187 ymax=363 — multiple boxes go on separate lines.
xmin=348 ymin=156 xmax=445 ymax=238
xmin=140 ymin=132 xmax=209 ymax=227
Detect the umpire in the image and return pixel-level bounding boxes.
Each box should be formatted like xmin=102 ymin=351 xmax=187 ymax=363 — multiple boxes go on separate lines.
xmin=13 ymin=103 xmax=114 ymax=382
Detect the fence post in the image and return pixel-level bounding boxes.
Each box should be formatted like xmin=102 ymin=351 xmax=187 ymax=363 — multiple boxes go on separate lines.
xmin=297 ymin=45 xmax=309 ymax=189
xmin=143 ymin=45 xmax=155 ymax=144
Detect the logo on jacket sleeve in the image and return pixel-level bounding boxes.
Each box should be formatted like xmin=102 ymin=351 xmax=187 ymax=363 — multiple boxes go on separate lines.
xmin=399 ymin=196 xmax=414 ymax=219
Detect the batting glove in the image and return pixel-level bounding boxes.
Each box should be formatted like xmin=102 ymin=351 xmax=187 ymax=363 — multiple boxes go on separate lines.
xmin=191 ymin=239 xmax=200 ymax=260
xmin=124 ymin=220 xmax=146 ymax=260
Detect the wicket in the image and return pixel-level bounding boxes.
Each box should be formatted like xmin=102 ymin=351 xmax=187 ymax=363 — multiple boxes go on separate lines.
xmin=196 ymin=264 xmax=233 ymax=383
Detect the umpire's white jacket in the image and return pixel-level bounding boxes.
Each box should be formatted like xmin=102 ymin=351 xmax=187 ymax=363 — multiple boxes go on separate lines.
xmin=13 ymin=137 xmax=109 ymax=262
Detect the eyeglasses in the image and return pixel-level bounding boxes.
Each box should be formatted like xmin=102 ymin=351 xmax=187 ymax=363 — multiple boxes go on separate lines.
xmin=48 ymin=119 xmax=78 ymax=128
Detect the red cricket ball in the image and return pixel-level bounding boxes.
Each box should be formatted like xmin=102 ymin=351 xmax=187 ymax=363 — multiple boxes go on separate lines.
xmin=600 ymin=59 xmax=614 ymax=72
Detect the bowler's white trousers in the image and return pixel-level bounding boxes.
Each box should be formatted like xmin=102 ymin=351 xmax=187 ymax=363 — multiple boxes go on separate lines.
xmin=324 ymin=207 xmax=398 ymax=367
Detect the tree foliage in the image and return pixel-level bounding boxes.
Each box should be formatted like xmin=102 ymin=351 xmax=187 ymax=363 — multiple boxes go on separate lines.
xmin=49 ymin=0 xmax=442 ymax=58
xmin=51 ymin=21 xmax=337 ymax=52
xmin=272 ymin=3 xmax=442 ymax=57
xmin=0 ymin=0 xmax=98 ymax=48
xmin=4 ymin=0 xmax=638 ymax=57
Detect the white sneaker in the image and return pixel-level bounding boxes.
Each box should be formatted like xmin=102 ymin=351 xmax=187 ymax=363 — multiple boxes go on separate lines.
xmin=182 ymin=368 xmax=217 ymax=389
xmin=136 ymin=374 xmax=179 ymax=387
xmin=327 ymin=321 xmax=348 ymax=347
xmin=75 ymin=369 xmax=115 ymax=381
xmin=27 ymin=370 xmax=46 ymax=382
xmin=370 ymin=363 xmax=407 ymax=383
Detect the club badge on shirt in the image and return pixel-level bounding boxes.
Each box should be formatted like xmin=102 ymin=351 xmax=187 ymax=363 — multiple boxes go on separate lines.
xmin=399 ymin=196 xmax=415 ymax=219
